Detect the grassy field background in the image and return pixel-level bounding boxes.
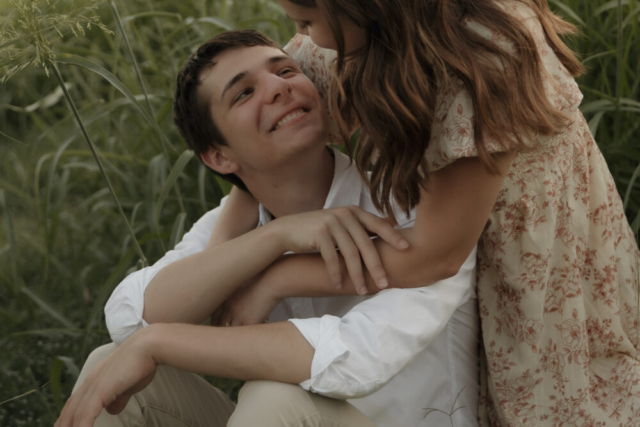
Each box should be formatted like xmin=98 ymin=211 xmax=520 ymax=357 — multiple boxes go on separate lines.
xmin=0 ymin=0 xmax=638 ymax=425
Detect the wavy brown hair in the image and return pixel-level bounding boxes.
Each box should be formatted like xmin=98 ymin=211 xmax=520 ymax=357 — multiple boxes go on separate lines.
xmin=290 ymin=0 xmax=584 ymax=216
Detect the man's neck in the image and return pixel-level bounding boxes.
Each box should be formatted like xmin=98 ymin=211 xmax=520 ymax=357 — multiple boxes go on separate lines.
xmin=242 ymin=146 xmax=335 ymax=218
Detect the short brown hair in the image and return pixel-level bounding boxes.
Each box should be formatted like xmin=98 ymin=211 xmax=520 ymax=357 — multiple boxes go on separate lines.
xmin=173 ymin=30 xmax=282 ymax=192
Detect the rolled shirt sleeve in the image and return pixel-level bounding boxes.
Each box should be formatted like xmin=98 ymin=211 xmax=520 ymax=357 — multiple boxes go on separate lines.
xmin=289 ymin=246 xmax=477 ymax=399
xmin=105 ymin=197 xmax=228 ymax=344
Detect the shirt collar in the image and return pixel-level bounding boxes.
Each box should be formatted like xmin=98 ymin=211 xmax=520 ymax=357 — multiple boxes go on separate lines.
xmin=258 ymin=147 xmax=363 ymax=226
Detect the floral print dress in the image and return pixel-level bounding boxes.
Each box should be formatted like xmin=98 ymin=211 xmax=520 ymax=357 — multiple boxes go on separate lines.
xmin=285 ymin=1 xmax=640 ymax=425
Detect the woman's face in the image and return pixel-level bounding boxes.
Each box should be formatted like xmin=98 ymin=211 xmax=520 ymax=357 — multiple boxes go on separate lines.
xmin=277 ymin=0 xmax=366 ymax=53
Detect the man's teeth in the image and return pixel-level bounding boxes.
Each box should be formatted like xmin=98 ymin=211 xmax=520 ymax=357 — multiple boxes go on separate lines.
xmin=274 ymin=108 xmax=305 ymax=130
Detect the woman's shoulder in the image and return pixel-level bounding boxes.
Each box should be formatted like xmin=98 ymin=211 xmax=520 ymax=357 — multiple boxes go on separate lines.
xmin=425 ymin=0 xmax=584 ymax=173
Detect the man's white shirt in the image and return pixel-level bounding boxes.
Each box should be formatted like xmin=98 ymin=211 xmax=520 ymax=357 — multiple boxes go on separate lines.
xmin=105 ymin=148 xmax=480 ymax=427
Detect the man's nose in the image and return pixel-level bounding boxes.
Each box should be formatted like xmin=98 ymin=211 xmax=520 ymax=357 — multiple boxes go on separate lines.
xmin=264 ymin=74 xmax=292 ymax=104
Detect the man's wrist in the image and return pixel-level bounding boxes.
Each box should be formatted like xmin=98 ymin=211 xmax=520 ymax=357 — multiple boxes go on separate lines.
xmin=136 ymin=323 xmax=166 ymax=365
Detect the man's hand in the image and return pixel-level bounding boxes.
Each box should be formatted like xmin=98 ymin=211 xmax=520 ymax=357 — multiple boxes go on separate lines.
xmin=269 ymin=205 xmax=409 ymax=294
xmin=55 ymin=330 xmax=158 ymax=427
xmin=216 ymin=272 xmax=280 ymax=327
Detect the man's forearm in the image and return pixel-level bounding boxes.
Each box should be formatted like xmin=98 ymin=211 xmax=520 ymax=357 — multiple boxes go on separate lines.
xmin=144 ymin=322 xmax=313 ymax=384
xmin=144 ymin=223 xmax=284 ymax=325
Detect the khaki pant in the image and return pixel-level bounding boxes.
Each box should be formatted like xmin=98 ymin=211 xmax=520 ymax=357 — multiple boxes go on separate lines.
xmin=74 ymin=343 xmax=377 ymax=427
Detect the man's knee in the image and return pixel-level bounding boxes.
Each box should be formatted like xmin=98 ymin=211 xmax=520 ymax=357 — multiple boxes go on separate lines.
xmin=229 ymin=380 xmax=377 ymax=427
xmin=74 ymin=343 xmax=118 ymax=393
xmin=228 ymin=380 xmax=318 ymax=426
xmin=84 ymin=343 xmax=118 ymax=369
xmin=241 ymin=380 xmax=311 ymax=407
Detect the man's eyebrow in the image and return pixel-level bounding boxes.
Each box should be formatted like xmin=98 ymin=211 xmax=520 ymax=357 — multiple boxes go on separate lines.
xmin=268 ymin=55 xmax=290 ymax=65
xmin=220 ymin=55 xmax=292 ymax=101
xmin=221 ymin=71 xmax=248 ymax=101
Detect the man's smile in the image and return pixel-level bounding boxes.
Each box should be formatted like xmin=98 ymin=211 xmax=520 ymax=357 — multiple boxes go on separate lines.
xmin=270 ymin=105 xmax=311 ymax=132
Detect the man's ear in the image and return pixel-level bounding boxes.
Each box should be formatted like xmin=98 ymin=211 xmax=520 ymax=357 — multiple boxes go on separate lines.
xmin=201 ymin=147 xmax=240 ymax=175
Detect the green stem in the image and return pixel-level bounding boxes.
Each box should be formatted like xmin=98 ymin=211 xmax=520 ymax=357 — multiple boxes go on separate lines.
xmin=615 ymin=0 xmax=623 ymax=144
xmin=110 ymin=0 xmax=186 ymax=215
xmin=51 ymin=62 xmax=147 ymax=267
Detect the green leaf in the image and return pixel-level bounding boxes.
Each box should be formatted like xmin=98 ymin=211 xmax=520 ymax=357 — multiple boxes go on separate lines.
xmin=50 ymin=355 xmax=79 ymax=411
xmin=50 ymin=358 xmax=64 ymax=411
xmin=622 ymin=5 xmax=640 ymax=29
xmin=190 ymin=16 xmax=235 ymax=30
xmin=155 ymin=150 xmax=194 ymax=228
xmin=580 ymin=99 xmax=614 ymax=114
xmin=582 ymin=50 xmax=616 ymax=65
xmin=594 ymin=0 xmax=629 ymax=16
xmin=624 ymin=162 xmax=640 ymax=211
xmin=54 ymin=54 xmax=176 ymax=153
xmin=0 ymin=189 xmax=19 ymax=291
xmin=20 ymin=287 xmax=76 ymax=329
xmin=121 ymin=11 xmax=182 ymax=25
xmin=169 ymin=212 xmax=187 ymax=250
xmin=548 ymin=0 xmax=586 ymax=26
xmin=588 ymin=111 xmax=605 ymax=136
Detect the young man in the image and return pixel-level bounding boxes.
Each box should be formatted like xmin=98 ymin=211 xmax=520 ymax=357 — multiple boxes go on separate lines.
xmin=58 ymin=30 xmax=479 ymax=427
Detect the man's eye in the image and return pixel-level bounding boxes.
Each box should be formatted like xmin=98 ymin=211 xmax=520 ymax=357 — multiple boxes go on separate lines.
xmin=234 ymin=88 xmax=253 ymax=103
xmin=279 ymin=68 xmax=294 ymax=77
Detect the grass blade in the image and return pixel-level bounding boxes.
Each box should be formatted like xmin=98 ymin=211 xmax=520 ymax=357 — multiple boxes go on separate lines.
xmin=19 ymin=287 xmax=76 ymax=329
xmin=0 ymin=189 xmax=20 ymax=292
xmin=169 ymin=212 xmax=187 ymax=250
xmin=51 ymin=62 xmax=147 ymax=267
xmin=120 ymin=11 xmax=182 ymax=25
xmin=548 ymin=0 xmax=586 ymax=26
xmin=54 ymin=53 xmax=176 ymax=154
xmin=624 ymin=162 xmax=640 ymax=210
xmin=154 ymin=150 xmax=193 ymax=230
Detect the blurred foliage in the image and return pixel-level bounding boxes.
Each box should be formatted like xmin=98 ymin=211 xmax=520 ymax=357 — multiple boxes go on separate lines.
xmin=0 ymin=0 xmax=638 ymax=425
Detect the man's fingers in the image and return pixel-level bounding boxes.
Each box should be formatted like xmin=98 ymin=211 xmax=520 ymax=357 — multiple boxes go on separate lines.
xmin=317 ymin=233 xmax=342 ymax=289
xmin=75 ymin=395 xmax=106 ymax=427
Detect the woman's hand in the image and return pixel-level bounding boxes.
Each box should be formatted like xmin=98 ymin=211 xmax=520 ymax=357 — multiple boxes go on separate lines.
xmin=269 ymin=205 xmax=409 ymax=294
xmin=217 ymin=273 xmax=281 ymax=327
xmin=55 ymin=330 xmax=158 ymax=427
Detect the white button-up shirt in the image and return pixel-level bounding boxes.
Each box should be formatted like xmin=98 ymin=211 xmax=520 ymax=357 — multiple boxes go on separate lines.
xmin=105 ymin=149 xmax=479 ymax=427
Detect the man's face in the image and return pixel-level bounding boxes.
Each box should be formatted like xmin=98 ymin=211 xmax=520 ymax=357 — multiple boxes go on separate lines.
xmin=199 ymin=45 xmax=328 ymax=176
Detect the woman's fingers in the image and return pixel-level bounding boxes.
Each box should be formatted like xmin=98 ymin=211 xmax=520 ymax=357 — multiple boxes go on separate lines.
xmin=316 ymin=232 xmax=343 ymax=289
xmin=336 ymin=210 xmax=388 ymax=290
xmin=327 ymin=218 xmax=367 ymax=294
xmin=350 ymin=207 xmax=409 ymax=251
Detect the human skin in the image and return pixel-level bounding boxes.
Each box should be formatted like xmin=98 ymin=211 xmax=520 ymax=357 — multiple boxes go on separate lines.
xmin=213 ymin=0 xmax=516 ymax=325
xmin=143 ymin=46 xmax=410 ymax=326
xmin=55 ymin=45 xmax=411 ymax=427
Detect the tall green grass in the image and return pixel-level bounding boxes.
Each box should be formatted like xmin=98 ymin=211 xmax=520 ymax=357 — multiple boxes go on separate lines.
xmin=0 ymin=0 xmax=638 ymax=425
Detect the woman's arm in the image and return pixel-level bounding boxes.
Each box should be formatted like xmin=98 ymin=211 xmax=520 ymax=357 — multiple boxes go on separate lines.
xmin=205 ymin=187 xmax=259 ymax=248
xmin=216 ymin=154 xmax=513 ymax=327
xmin=55 ymin=322 xmax=313 ymax=427
xmin=250 ymin=154 xmax=515 ymax=298
xmin=143 ymin=194 xmax=408 ymax=326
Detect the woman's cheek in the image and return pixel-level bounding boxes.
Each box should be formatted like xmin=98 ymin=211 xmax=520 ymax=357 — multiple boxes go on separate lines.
xmin=309 ymin=28 xmax=337 ymax=51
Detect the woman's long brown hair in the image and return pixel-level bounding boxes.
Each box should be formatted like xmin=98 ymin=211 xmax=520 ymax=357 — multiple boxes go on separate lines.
xmin=290 ymin=0 xmax=584 ymax=216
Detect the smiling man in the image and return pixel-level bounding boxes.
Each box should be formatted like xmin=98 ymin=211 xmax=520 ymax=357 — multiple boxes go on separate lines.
xmin=59 ymin=30 xmax=480 ymax=427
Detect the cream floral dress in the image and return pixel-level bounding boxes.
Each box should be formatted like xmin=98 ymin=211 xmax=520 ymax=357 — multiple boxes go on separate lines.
xmin=285 ymin=1 xmax=640 ymax=425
